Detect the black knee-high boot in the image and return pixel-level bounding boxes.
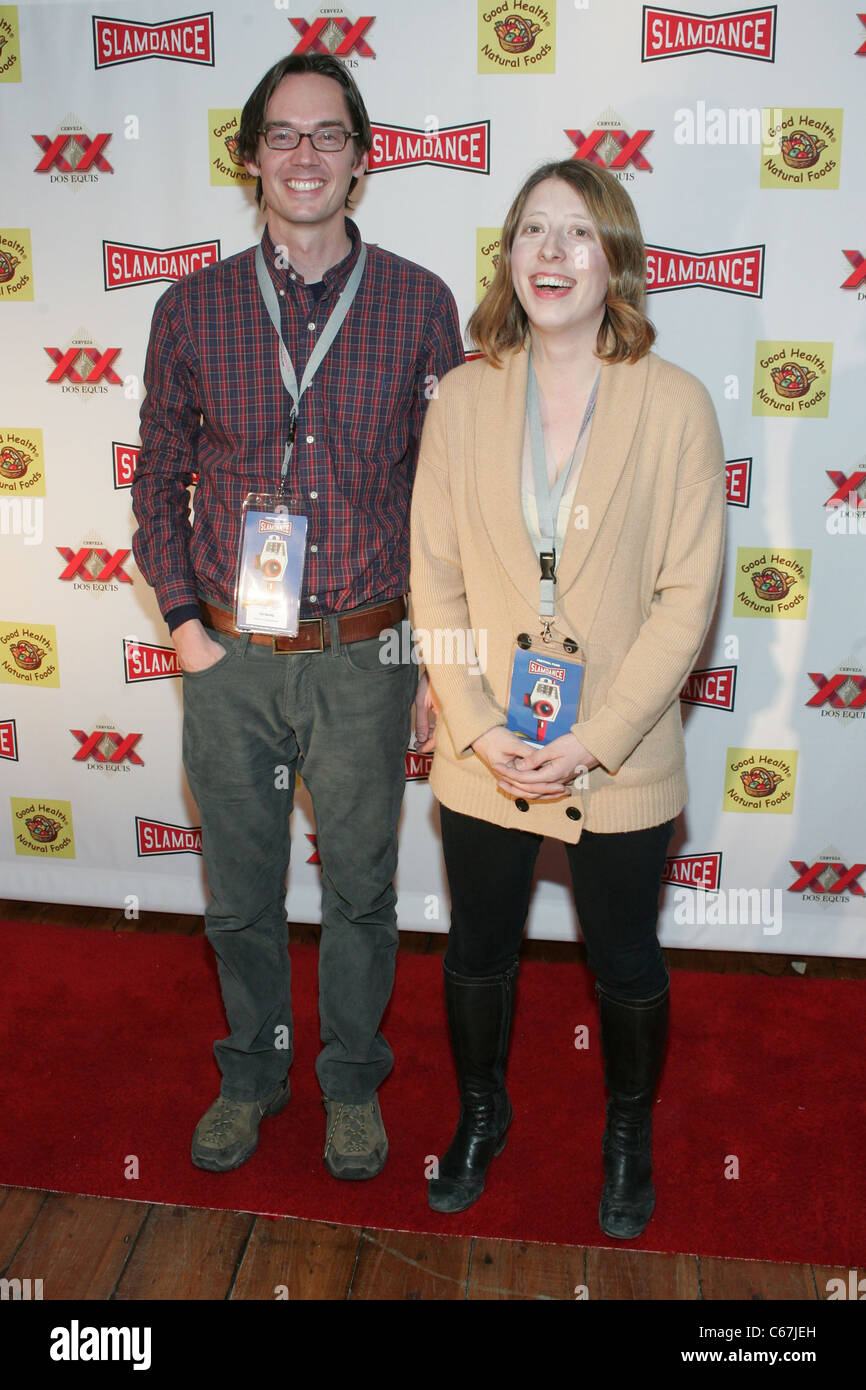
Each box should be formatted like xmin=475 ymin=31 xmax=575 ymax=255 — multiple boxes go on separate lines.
xmin=427 ymin=960 xmax=517 ymax=1214
xmin=597 ymin=982 xmax=670 ymax=1239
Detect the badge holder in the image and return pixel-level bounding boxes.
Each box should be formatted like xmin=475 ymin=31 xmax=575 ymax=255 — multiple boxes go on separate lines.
xmin=233 ymin=493 xmax=307 ymax=637
xmin=505 ymin=630 xmax=584 ymax=750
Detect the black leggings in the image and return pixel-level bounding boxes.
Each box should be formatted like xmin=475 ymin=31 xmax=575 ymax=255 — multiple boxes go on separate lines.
xmin=439 ymin=805 xmax=673 ymax=1001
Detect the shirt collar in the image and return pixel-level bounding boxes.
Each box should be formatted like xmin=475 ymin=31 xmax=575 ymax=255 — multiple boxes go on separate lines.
xmin=260 ymin=218 xmax=362 ymax=293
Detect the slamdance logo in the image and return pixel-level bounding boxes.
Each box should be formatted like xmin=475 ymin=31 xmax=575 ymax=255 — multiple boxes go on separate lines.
xmin=726 ymin=457 xmax=752 ymax=507
xmin=103 ymin=239 xmax=220 ymax=289
xmin=123 ymin=638 xmax=181 ymax=682
xmin=662 ymin=851 xmax=722 ymax=892
xmin=0 ymin=718 xmax=18 ymax=761
xmin=368 ymin=121 xmax=490 ymax=174
xmin=680 ymin=665 xmax=736 ymax=711
xmin=113 ymin=442 xmax=139 ymax=488
xmin=93 ymin=13 xmax=215 ymax=67
xmin=406 ymin=748 xmax=433 ymax=781
xmin=642 ymin=6 xmax=777 ymax=61
xmin=645 ymin=244 xmax=764 ymax=297
xmin=136 ymin=816 xmax=202 ymax=856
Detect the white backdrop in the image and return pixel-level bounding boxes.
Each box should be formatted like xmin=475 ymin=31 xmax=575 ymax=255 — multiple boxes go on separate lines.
xmin=2 ymin=0 xmax=865 ymax=956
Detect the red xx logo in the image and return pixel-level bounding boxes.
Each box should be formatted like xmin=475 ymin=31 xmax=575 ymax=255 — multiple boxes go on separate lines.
xmin=806 ymin=673 xmax=866 ymax=708
xmin=71 ymin=730 xmax=144 ymax=764
xmin=45 ymin=346 xmax=122 ymax=385
xmin=32 ymin=133 xmax=113 ymax=173
xmin=858 ymin=14 xmax=866 ymax=55
xmin=289 ymin=16 xmax=375 ymax=56
xmin=789 ymin=862 xmax=865 ymax=895
xmin=57 ymin=547 xmax=133 ymax=583
xmin=564 ymin=128 xmax=653 ymax=170
xmin=841 ymin=250 xmax=866 ymax=289
xmin=825 ymin=470 xmax=866 ymax=507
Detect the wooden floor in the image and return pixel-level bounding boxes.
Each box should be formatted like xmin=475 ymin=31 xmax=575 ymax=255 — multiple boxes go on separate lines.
xmin=2 ymin=897 xmax=864 ymax=1302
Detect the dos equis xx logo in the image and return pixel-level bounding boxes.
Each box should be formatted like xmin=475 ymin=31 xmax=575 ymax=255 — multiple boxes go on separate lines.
xmin=32 ymin=113 xmax=113 ymax=184
xmin=565 ymin=108 xmax=653 ymax=179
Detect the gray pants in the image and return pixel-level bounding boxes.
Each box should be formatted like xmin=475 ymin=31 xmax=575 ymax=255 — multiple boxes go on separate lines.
xmin=181 ymin=616 xmax=417 ymax=1105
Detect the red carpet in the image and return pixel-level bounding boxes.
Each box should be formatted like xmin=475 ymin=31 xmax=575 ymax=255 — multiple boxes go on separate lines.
xmin=1 ymin=919 xmax=864 ymax=1264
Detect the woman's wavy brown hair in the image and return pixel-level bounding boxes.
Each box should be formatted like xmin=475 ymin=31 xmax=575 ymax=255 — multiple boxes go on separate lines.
xmin=469 ymin=159 xmax=655 ymax=366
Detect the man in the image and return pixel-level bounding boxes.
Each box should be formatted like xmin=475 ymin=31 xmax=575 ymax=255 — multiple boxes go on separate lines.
xmin=131 ymin=53 xmax=463 ymax=1180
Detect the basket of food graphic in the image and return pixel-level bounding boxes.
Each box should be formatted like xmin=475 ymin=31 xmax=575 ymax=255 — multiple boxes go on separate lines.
xmin=494 ymin=15 xmax=542 ymax=53
xmin=740 ymin=767 xmax=782 ymax=799
xmin=10 ymin=639 xmax=44 ymax=671
xmin=780 ymin=130 xmax=826 ymax=169
xmin=0 ymin=447 xmax=29 ymax=480
xmin=225 ymin=135 xmax=245 ymax=168
xmin=0 ymin=250 xmax=19 ymax=283
xmin=750 ymin=567 xmax=794 ymax=602
xmin=26 ymin=814 xmax=59 ymax=843
xmin=770 ymin=361 xmax=817 ymax=399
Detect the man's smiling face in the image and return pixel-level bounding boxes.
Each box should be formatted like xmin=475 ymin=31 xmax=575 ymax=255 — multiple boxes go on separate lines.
xmin=244 ymin=71 xmax=367 ymax=243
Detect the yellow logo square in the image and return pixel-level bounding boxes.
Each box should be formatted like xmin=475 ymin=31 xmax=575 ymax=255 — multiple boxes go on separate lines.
xmin=723 ymin=749 xmax=798 ymax=815
xmin=478 ymin=1 xmax=556 ymax=73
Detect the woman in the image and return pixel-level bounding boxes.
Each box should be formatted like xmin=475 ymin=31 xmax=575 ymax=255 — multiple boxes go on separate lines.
xmin=409 ymin=159 xmax=726 ymax=1238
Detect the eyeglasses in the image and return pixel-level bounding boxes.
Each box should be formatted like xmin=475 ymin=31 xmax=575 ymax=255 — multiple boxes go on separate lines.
xmin=259 ymin=125 xmax=358 ymax=152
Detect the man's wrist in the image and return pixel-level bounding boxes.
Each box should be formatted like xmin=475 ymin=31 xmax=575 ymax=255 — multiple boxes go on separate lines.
xmin=166 ymin=602 xmax=202 ymax=634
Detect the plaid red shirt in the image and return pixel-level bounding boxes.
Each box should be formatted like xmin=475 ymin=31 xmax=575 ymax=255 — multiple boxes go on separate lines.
xmin=132 ymin=219 xmax=464 ymax=629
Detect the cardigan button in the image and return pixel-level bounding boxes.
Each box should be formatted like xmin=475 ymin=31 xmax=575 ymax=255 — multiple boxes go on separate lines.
xmin=515 ymin=798 xmax=529 ymax=812
xmin=516 ymin=633 xmax=532 ymax=650
xmin=563 ymin=638 xmax=578 ymax=655
xmin=566 ymin=806 xmax=582 ymax=821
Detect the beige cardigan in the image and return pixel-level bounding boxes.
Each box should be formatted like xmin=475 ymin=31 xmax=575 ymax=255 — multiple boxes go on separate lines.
xmin=409 ymin=344 xmax=726 ymax=842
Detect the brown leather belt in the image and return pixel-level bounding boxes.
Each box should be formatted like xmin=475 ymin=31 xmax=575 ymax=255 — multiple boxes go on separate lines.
xmin=199 ymin=596 xmax=407 ymax=654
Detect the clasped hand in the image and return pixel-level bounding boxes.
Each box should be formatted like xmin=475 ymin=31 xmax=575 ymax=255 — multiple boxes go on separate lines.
xmin=471 ymin=726 xmax=599 ymax=801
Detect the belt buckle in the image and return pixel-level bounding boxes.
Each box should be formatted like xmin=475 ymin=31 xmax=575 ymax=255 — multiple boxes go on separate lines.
xmin=272 ymin=617 xmax=324 ymax=654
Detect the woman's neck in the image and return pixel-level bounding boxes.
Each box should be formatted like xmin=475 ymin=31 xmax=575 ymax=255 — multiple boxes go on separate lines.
xmin=529 ymin=328 xmax=601 ymax=395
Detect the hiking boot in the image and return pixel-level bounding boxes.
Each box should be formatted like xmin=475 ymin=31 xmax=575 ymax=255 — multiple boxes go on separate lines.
xmin=323 ymin=1095 xmax=388 ymax=1180
xmin=191 ymin=1075 xmax=291 ymax=1172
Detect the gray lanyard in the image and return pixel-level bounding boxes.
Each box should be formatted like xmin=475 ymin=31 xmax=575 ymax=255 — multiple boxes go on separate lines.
xmin=254 ymin=240 xmax=368 ymax=485
xmin=527 ymin=349 xmax=599 ymax=618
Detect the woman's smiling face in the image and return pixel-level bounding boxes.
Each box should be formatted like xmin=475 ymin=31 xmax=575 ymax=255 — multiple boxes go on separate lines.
xmin=510 ymin=177 xmax=610 ymax=344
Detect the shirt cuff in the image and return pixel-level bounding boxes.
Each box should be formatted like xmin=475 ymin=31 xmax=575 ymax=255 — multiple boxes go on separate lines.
xmin=165 ymin=602 xmax=203 ymax=634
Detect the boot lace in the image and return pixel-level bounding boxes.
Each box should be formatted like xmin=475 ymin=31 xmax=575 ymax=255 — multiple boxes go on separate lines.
xmin=330 ymin=1104 xmax=369 ymax=1154
xmin=204 ymin=1097 xmax=247 ymax=1143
